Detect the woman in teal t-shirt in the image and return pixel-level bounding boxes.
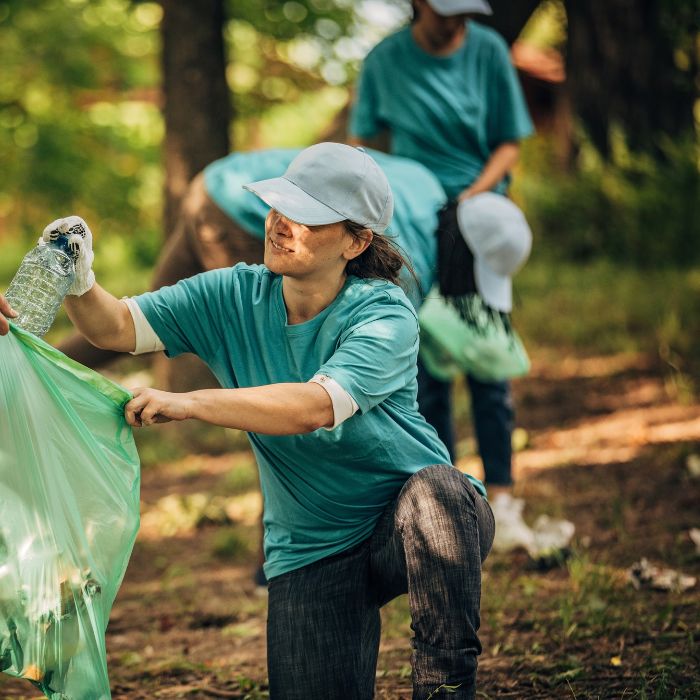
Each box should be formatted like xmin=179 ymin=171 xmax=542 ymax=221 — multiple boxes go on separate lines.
xmin=1 ymin=143 xmax=495 ymax=699
xmin=349 ymin=0 xmax=534 ymax=500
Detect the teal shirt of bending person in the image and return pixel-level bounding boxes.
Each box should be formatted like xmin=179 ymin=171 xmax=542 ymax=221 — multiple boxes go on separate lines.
xmin=348 ymin=22 xmax=534 ymax=200
xmin=203 ymin=148 xmax=446 ymax=308
xmin=134 ymin=265 xmax=485 ymax=579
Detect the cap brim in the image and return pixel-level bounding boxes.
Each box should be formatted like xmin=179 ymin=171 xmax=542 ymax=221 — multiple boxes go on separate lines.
xmin=474 ymin=258 xmax=512 ymax=312
xmin=243 ymin=176 xmax=346 ymax=226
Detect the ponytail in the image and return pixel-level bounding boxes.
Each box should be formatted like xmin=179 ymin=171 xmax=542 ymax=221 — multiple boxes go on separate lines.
xmin=343 ymin=220 xmax=418 ymax=292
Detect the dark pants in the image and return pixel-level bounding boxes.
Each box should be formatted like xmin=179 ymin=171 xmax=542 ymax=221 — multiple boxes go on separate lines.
xmin=417 ymin=359 xmax=514 ymax=486
xmin=267 ymin=465 xmax=495 ymax=700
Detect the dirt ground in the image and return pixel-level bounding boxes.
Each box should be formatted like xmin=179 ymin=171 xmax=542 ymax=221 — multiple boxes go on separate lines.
xmin=2 ymin=351 xmax=699 ymax=699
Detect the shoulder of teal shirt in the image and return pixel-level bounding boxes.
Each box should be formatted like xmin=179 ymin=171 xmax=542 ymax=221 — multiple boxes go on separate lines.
xmin=134 ymin=263 xmax=275 ymax=361
xmin=468 ymin=19 xmax=508 ymax=49
xmin=473 ymin=21 xmax=535 ymax=141
xmin=364 ymin=24 xmax=411 ymax=63
xmin=343 ymin=275 xmax=419 ymax=321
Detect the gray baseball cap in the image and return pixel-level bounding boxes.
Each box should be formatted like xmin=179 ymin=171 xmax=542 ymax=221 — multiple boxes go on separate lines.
xmin=427 ymin=0 xmax=492 ymax=16
xmin=243 ymin=142 xmax=394 ymax=233
xmin=457 ymin=193 xmax=532 ymax=312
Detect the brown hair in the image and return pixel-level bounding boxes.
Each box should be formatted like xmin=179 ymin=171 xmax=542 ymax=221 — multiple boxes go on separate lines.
xmin=343 ymin=220 xmax=418 ymax=292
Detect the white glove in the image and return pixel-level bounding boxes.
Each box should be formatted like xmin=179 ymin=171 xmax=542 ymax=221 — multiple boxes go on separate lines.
xmin=40 ymin=215 xmax=95 ymax=296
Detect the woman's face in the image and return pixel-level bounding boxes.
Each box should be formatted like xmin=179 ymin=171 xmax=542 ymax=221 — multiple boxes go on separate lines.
xmin=264 ymin=209 xmax=365 ymax=279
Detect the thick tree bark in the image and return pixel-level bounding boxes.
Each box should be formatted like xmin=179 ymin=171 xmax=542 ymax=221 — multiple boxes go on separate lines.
xmin=161 ymin=0 xmax=230 ymax=236
xmin=479 ymin=0 xmax=543 ymax=45
xmin=563 ymin=0 xmax=698 ymax=157
xmin=158 ymin=0 xmax=230 ymax=393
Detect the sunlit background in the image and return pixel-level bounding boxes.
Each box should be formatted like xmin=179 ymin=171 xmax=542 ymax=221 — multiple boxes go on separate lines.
xmin=1 ymin=3 xmax=699 ymax=697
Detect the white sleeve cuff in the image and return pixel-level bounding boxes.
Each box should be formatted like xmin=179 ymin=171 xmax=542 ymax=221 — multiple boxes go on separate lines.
xmin=122 ymin=297 xmax=166 ymax=355
xmin=309 ymin=375 xmax=359 ymax=430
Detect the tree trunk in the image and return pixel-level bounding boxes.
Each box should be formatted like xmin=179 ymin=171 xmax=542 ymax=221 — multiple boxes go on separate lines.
xmin=160 ymin=0 xmax=230 ymax=237
xmin=563 ymin=0 xmax=698 ymax=157
xmin=479 ymin=0 xmax=543 ymax=45
xmin=157 ymin=0 xmax=230 ymax=393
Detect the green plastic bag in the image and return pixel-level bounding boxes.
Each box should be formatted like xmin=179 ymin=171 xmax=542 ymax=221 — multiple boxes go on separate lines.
xmin=418 ymin=290 xmax=530 ymax=382
xmin=0 ymin=323 xmax=140 ymax=700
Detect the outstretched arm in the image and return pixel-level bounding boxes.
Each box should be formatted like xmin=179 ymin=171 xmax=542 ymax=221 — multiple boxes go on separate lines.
xmin=124 ymin=382 xmax=334 ymax=435
xmin=35 ymin=216 xmax=137 ymax=352
xmin=63 ymin=284 xmax=136 ymax=353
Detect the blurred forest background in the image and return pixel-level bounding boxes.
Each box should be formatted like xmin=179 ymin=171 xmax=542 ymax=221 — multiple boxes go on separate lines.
xmin=1 ymin=2 xmax=699 ymax=698
xmin=0 ymin=0 xmax=698 ymax=388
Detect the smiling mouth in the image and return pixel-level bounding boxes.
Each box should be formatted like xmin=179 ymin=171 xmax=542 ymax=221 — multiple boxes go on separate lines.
xmin=269 ymin=238 xmax=292 ymax=252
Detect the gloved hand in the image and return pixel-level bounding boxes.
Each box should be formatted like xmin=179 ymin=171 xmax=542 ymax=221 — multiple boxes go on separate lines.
xmin=41 ymin=216 xmax=95 ymax=296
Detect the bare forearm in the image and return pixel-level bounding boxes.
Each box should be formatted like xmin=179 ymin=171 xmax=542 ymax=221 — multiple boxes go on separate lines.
xmin=189 ymin=383 xmax=333 ymax=434
xmin=460 ymin=142 xmax=521 ymax=199
xmin=64 ymin=283 xmax=136 ymax=352
xmin=126 ymin=382 xmax=334 ymax=435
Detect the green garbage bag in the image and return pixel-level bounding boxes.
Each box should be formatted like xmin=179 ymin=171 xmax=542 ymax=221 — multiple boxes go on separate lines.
xmin=0 ymin=323 xmax=140 ymax=700
xmin=418 ymin=289 xmax=530 ymax=382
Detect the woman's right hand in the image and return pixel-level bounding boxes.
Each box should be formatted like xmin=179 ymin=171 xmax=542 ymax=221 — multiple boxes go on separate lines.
xmin=42 ymin=216 xmax=95 ymax=296
xmin=0 ymin=294 xmax=18 ymax=335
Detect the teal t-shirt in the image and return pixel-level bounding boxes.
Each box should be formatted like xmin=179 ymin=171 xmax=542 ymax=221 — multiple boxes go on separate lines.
xmin=203 ymin=148 xmax=446 ymax=308
xmin=349 ymin=22 xmax=534 ymax=200
xmin=135 ymin=266 xmax=485 ymax=578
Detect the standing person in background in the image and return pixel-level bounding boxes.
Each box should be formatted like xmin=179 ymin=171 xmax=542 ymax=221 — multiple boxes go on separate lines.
xmin=349 ymin=0 xmax=534 ymax=502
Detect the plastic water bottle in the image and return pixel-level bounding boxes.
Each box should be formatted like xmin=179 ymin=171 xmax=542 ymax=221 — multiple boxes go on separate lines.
xmin=4 ymin=234 xmax=77 ymax=338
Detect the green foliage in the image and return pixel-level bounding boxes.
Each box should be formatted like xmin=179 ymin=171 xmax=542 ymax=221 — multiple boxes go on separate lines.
xmin=515 ymin=258 xmax=698 ymax=353
xmin=228 ymin=0 xmax=354 ymax=43
xmin=223 ymin=0 xmax=362 ymax=148
xmin=220 ymin=459 xmax=259 ymax=496
xmin=559 ymin=554 xmax=620 ymax=632
xmin=211 ymin=527 xmax=253 ymax=560
xmin=0 ymin=0 xmax=162 ymax=248
xmin=520 ymin=0 xmax=567 ymax=50
xmin=513 ymin=256 xmax=700 ymax=391
xmin=0 ymin=0 xmax=361 ymax=271
xmin=518 ymin=134 xmax=700 ymax=267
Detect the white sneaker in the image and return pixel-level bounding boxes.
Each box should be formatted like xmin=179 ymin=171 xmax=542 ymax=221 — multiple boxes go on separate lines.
xmin=490 ymin=492 xmax=535 ymax=553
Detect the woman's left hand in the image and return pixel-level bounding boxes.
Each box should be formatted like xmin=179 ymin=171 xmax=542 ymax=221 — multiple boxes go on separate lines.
xmin=124 ymin=387 xmax=193 ymax=427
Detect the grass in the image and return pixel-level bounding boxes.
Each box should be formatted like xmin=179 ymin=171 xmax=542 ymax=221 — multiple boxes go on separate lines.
xmin=374 ymin=445 xmax=700 ymax=699
xmin=514 ymin=257 xmax=699 ymax=365
xmin=211 ymin=527 xmax=255 ymax=560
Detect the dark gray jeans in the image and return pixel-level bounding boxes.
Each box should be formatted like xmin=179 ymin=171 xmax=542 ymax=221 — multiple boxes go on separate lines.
xmin=267 ymin=465 xmax=495 ymax=700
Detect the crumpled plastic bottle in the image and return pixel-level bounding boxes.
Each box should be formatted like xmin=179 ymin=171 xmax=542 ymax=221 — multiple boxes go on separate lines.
xmin=4 ymin=232 xmax=78 ymax=338
xmin=490 ymin=492 xmax=575 ymax=563
xmin=528 ymin=514 xmax=576 ymax=559
xmin=490 ymin=492 xmax=535 ymax=553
